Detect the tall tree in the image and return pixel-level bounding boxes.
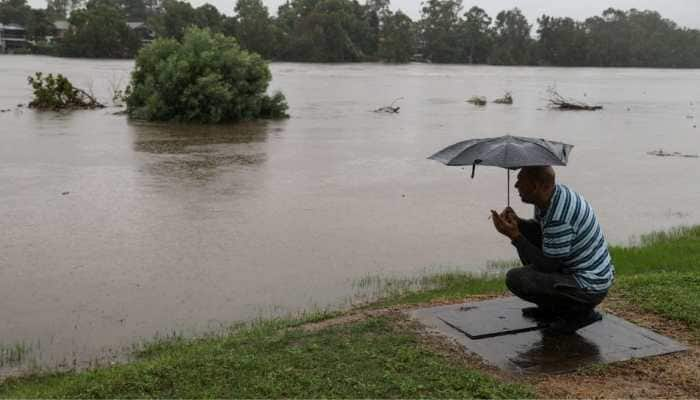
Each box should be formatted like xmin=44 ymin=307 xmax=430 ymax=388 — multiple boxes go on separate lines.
xmin=363 ymin=0 xmax=390 ymax=57
xmin=147 ymin=0 xmax=198 ymax=39
xmin=27 ymin=8 xmax=54 ymax=39
xmin=491 ymin=7 xmax=532 ymax=65
xmin=119 ymin=0 xmax=148 ymax=21
xmin=378 ymin=9 xmax=415 ymax=62
xmin=274 ymin=0 xmax=372 ymax=62
xmin=536 ymin=15 xmax=588 ymax=66
xmin=460 ymin=6 xmax=492 ymax=64
xmin=0 ymin=0 xmax=31 ymax=25
xmin=60 ymin=0 xmax=140 ymax=57
xmin=232 ymin=0 xmax=276 ymax=58
xmin=419 ymin=0 xmax=462 ymax=63
xmin=195 ymin=3 xmax=224 ymax=32
xmin=586 ymin=8 xmax=634 ymax=66
xmin=46 ymin=0 xmax=83 ymax=20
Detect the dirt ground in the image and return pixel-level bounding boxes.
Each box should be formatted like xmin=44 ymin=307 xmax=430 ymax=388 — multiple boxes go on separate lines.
xmin=302 ymin=294 xmax=700 ymax=399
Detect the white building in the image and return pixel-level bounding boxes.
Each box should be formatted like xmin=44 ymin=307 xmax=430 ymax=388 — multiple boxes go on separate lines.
xmin=0 ymin=23 xmax=28 ymax=53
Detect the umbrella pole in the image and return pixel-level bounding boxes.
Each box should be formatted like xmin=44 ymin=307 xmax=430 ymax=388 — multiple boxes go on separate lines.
xmin=507 ymin=169 xmax=510 ymax=207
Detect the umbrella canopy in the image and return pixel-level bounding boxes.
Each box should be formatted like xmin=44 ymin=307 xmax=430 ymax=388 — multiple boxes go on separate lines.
xmin=429 ymin=135 xmax=573 ymax=170
xmin=428 ymin=135 xmax=574 ymax=206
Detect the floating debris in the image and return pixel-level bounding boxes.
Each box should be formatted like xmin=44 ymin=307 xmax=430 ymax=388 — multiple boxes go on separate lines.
xmin=647 ymin=149 xmax=699 ymax=158
xmin=493 ymin=92 xmax=513 ymax=105
xmin=547 ymin=87 xmax=602 ymax=111
xmin=467 ymin=96 xmax=487 ymax=106
xmin=373 ymin=97 xmax=402 ymax=113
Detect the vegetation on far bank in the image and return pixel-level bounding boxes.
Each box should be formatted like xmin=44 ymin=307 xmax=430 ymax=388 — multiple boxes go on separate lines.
xmin=3 ymin=0 xmax=700 ymax=67
xmin=0 ymin=225 xmax=698 ymax=397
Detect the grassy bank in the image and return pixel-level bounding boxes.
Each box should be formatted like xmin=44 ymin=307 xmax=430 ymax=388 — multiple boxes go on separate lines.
xmin=1 ymin=226 xmax=699 ymax=398
xmin=0 ymin=315 xmax=531 ymax=398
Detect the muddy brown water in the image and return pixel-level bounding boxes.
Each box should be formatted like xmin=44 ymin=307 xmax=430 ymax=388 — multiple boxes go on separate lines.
xmin=1 ymin=55 xmax=699 ymax=374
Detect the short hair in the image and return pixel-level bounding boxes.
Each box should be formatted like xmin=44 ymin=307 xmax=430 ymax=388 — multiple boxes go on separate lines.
xmin=521 ymin=166 xmax=555 ymax=187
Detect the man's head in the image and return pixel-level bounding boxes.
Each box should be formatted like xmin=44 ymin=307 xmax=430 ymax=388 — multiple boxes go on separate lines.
xmin=515 ymin=166 xmax=556 ymax=206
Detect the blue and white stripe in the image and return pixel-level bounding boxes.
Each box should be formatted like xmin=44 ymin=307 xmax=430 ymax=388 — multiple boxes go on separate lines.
xmin=535 ymin=184 xmax=615 ymax=292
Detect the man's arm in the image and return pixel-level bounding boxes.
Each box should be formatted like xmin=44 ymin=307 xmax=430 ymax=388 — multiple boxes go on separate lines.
xmin=511 ymin=235 xmax=563 ymax=273
xmin=512 ymin=218 xmax=538 ymax=265
xmin=491 ymin=209 xmax=564 ymax=273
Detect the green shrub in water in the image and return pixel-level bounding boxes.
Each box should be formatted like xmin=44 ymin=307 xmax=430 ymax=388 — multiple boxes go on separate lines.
xmin=126 ymin=27 xmax=288 ymax=123
xmin=27 ymin=72 xmax=104 ymax=110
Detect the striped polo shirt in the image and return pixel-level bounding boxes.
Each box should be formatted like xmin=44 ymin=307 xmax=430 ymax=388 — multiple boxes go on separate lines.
xmin=534 ymin=184 xmax=615 ymax=292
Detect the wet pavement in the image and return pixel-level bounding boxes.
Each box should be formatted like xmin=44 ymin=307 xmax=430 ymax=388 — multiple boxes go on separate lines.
xmin=411 ymin=297 xmax=688 ymax=374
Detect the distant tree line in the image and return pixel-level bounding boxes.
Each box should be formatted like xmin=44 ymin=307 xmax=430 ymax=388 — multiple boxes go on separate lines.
xmin=2 ymin=0 xmax=700 ymax=67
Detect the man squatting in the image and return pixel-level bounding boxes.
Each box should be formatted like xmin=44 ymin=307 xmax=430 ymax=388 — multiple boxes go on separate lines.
xmin=490 ymin=166 xmax=614 ymax=334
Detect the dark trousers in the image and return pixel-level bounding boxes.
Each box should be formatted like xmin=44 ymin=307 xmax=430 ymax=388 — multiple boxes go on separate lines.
xmin=506 ymin=220 xmax=607 ymax=316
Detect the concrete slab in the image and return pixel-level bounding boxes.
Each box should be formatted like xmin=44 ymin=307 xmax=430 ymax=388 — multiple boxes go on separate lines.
xmin=410 ymin=297 xmax=688 ymax=374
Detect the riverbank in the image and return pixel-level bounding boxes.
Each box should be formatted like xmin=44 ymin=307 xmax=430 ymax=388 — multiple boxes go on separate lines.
xmin=0 ymin=226 xmax=698 ymax=398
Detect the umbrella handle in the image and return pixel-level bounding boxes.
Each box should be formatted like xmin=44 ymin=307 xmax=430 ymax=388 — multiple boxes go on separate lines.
xmin=507 ymin=169 xmax=510 ymax=207
xmin=471 ymin=160 xmax=482 ymax=179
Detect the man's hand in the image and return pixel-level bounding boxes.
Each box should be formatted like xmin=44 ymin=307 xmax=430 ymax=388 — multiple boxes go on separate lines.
xmin=490 ymin=209 xmax=521 ymax=241
xmin=502 ymin=207 xmax=521 ymax=224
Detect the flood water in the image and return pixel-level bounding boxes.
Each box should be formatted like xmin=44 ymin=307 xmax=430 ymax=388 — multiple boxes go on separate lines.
xmin=1 ymin=55 xmax=699 ymax=374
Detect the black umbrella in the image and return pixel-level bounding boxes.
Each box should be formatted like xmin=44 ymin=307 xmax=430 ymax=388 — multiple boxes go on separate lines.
xmin=428 ymin=135 xmax=574 ymax=206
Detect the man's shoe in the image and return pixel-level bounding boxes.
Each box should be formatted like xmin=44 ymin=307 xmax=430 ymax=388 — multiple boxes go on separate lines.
xmin=521 ymin=306 xmax=558 ymax=321
xmin=545 ymin=310 xmax=603 ymax=335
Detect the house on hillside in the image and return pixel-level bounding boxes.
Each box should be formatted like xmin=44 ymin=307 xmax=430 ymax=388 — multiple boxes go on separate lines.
xmin=53 ymin=20 xmax=70 ymax=39
xmin=0 ymin=23 xmax=28 ymax=53
xmin=44 ymin=20 xmax=70 ymax=44
xmin=127 ymin=22 xmax=155 ymax=45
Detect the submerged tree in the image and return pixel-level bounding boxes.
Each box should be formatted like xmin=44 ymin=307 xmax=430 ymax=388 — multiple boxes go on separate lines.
xmin=126 ymin=27 xmax=288 ymax=123
xmin=27 ymin=72 xmax=104 ymax=110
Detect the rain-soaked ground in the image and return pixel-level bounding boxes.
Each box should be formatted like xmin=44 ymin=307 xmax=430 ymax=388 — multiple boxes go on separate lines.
xmin=0 ymin=55 xmax=699 ymax=374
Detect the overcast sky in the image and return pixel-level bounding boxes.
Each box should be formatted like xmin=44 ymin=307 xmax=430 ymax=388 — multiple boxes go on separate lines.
xmin=28 ymin=0 xmax=700 ymax=29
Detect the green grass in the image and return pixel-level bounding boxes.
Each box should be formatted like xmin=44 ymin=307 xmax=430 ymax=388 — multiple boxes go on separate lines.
xmin=358 ymin=272 xmax=507 ymax=309
xmin=615 ymin=272 xmax=700 ymax=333
xmin=608 ymin=225 xmax=700 ymax=336
xmin=0 ymin=316 xmax=532 ymax=399
xmin=610 ymin=225 xmax=700 ymax=275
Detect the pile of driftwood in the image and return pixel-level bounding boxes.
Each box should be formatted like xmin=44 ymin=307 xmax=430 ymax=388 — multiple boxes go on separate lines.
xmin=373 ymin=97 xmax=403 ymax=113
xmin=547 ymin=88 xmax=602 ymax=111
